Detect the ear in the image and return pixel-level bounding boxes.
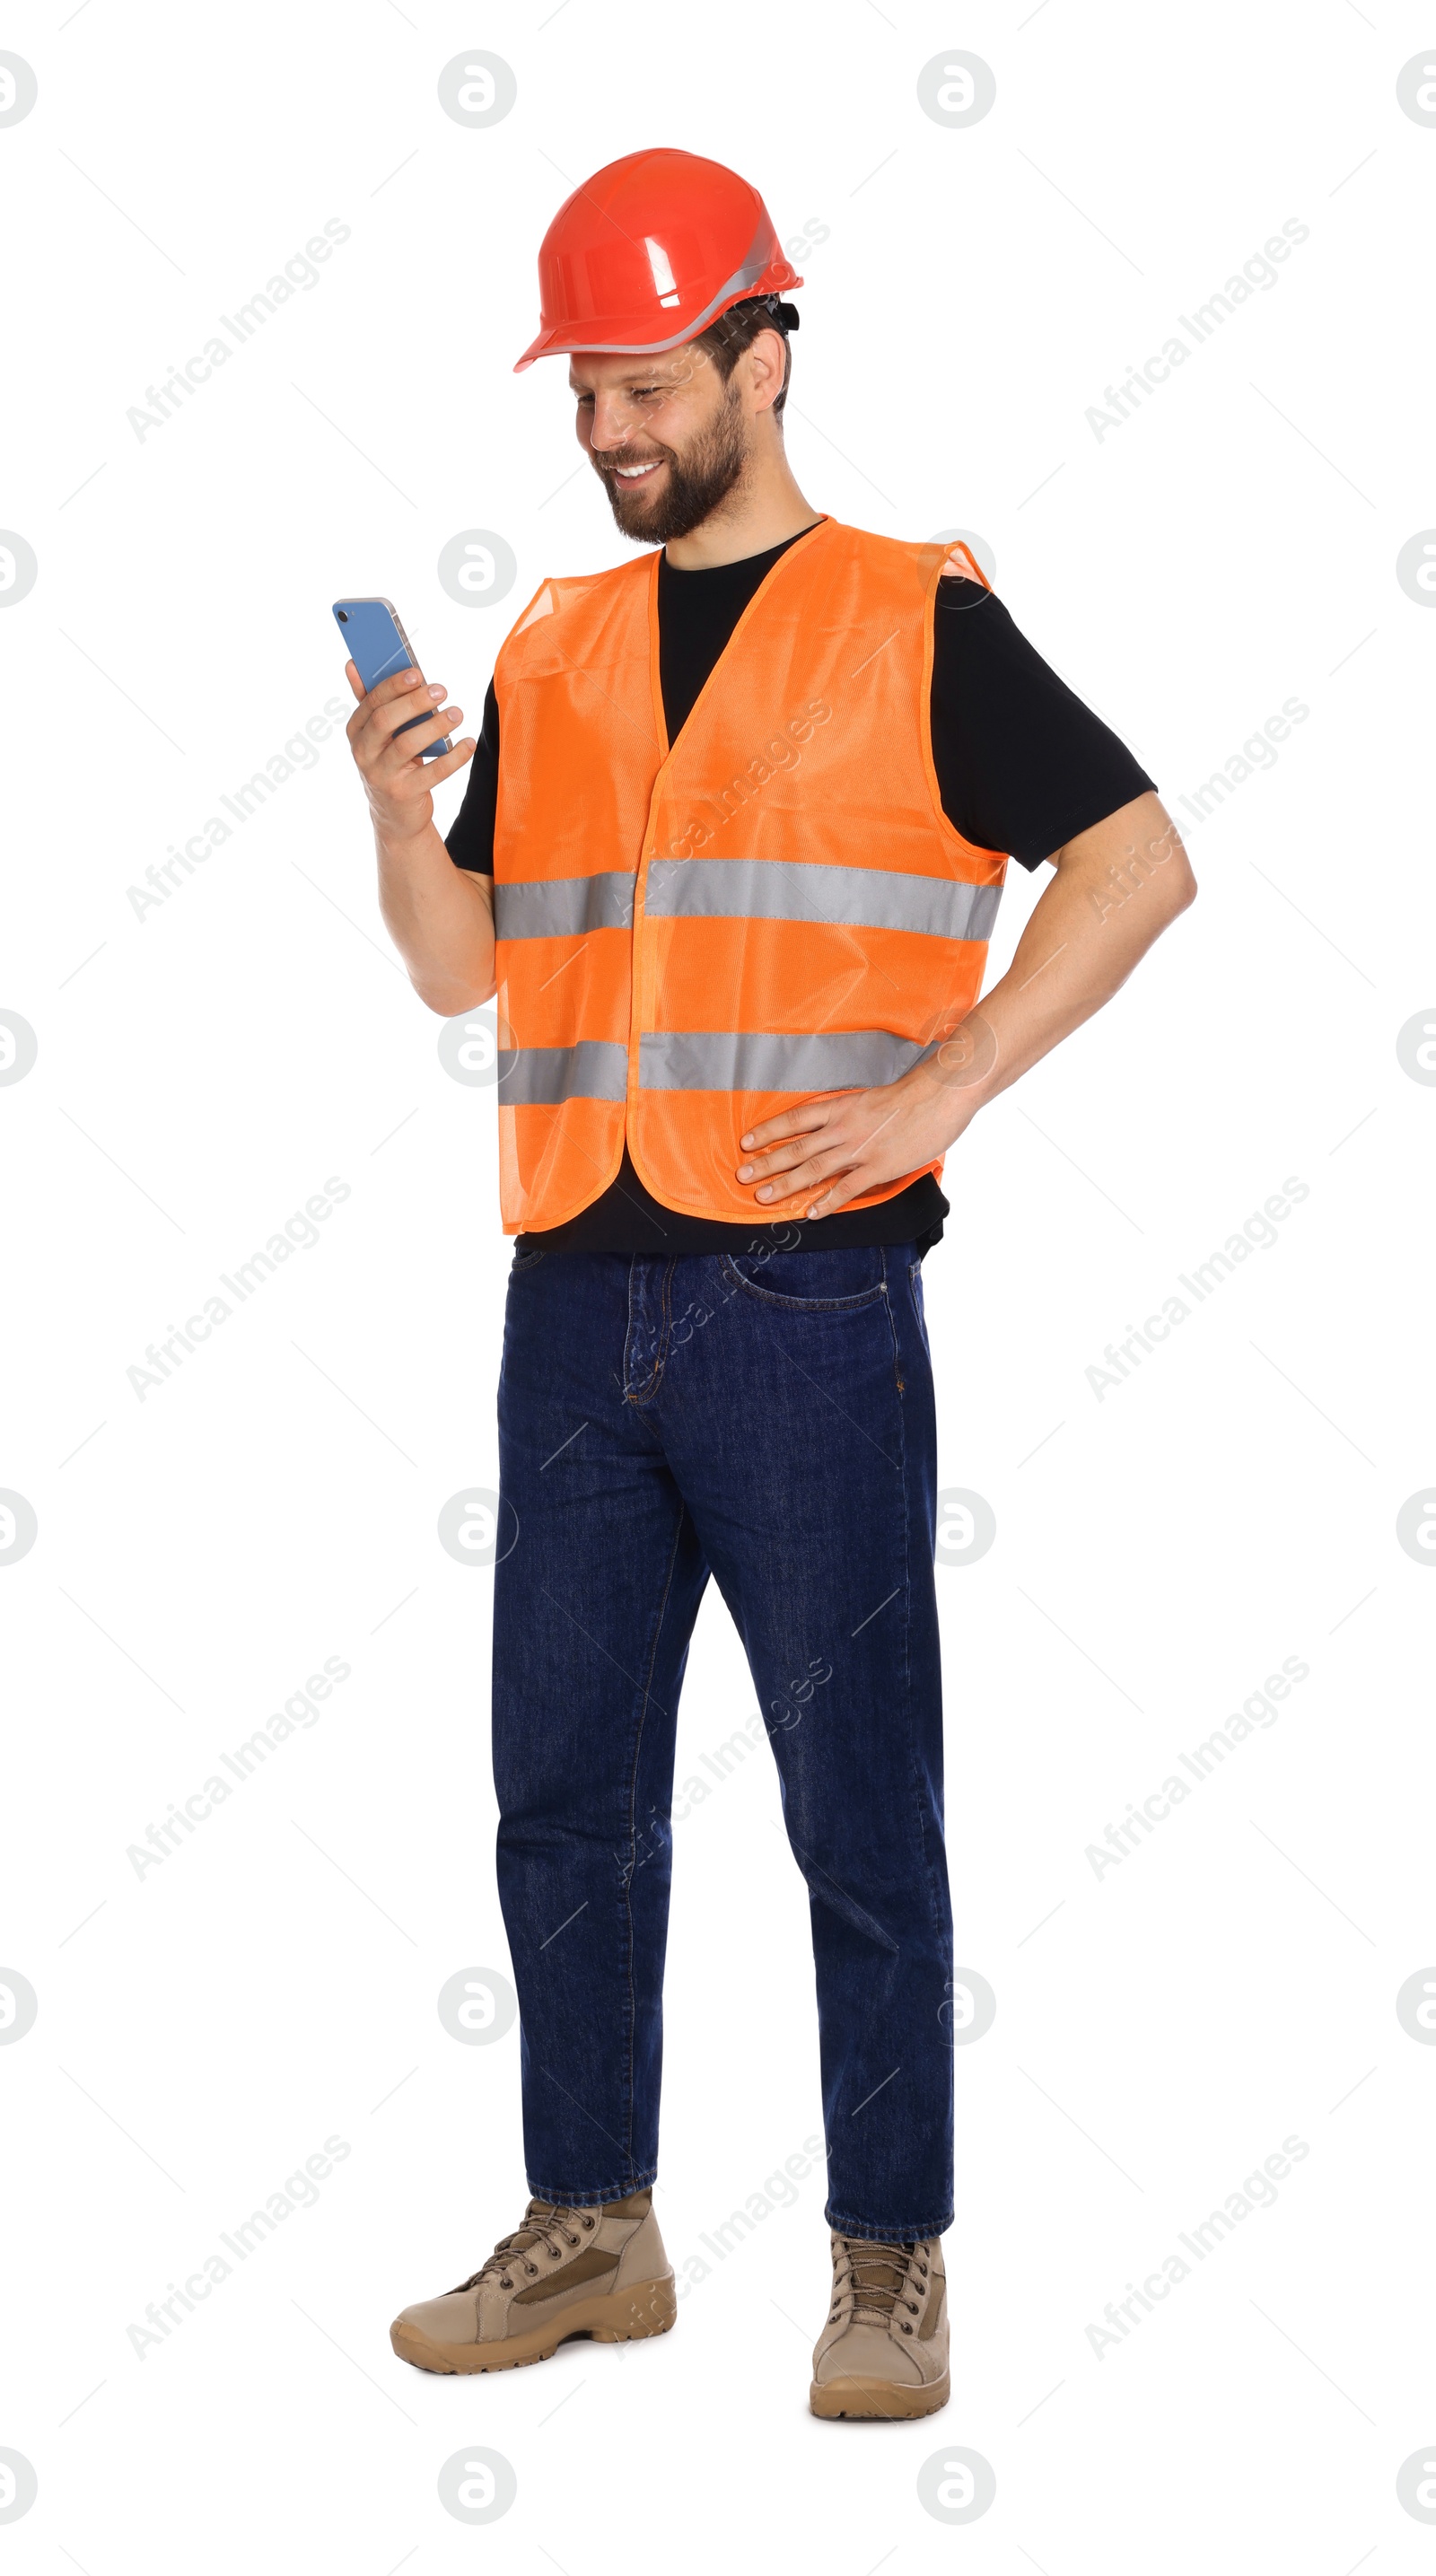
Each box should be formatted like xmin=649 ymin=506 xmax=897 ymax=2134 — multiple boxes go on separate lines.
xmin=743 ymin=325 xmax=789 ymax=415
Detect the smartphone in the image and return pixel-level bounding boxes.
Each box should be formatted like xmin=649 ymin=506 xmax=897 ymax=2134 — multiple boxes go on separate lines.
xmin=332 ymin=596 xmax=451 ymax=759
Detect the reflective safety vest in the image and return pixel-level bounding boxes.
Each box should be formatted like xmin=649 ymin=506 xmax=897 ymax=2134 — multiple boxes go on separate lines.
xmin=490 ymin=516 xmax=1008 ymax=1232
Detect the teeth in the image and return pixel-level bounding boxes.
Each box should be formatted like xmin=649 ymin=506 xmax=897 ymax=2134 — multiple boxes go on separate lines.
xmin=616 ymin=461 xmax=659 ymax=478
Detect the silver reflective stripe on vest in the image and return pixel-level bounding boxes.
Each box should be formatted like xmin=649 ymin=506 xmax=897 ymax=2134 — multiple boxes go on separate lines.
xmin=497 ymin=1041 xmax=629 ymax=1105
xmin=495 ymin=872 xmax=635 ymax=941
xmin=642 ymin=857 xmax=1001 ymax=942
xmin=638 ymin=1030 xmax=925 ymax=1094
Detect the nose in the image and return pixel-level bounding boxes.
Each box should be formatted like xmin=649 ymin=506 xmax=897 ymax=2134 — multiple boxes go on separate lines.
xmin=586 ymin=390 xmax=646 ymax=452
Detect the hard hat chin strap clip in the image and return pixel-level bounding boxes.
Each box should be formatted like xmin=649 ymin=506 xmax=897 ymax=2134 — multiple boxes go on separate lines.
xmin=732 ymin=291 xmax=800 ymax=336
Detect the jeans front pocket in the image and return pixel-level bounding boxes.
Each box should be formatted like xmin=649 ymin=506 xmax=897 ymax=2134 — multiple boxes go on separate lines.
xmin=717 ymin=1246 xmax=889 ymax=1313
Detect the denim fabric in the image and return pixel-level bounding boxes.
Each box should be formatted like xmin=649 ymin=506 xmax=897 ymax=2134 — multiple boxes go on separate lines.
xmin=492 ymin=1240 xmax=954 ymax=2240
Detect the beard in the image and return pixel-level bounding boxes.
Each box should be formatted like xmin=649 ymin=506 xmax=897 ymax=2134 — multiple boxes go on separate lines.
xmin=591 ymin=381 xmax=752 ymax=544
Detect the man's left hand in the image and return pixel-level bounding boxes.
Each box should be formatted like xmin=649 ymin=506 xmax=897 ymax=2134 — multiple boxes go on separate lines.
xmin=736 ymin=1064 xmax=969 ymax=1217
xmin=732 ymin=791 xmax=1197 ymax=1221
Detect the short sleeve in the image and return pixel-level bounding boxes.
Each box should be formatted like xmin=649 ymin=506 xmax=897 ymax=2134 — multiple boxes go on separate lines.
xmin=445 ymin=680 xmax=500 ymax=874
xmin=929 ymin=581 xmax=1157 ymax=869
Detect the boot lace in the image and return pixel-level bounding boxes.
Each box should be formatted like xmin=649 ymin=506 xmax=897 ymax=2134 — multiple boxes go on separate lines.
xmin=829 ymin=2236 xmax=930 ymax=2332
xmin=451 ymin=2198 xmax=596 ymax=2294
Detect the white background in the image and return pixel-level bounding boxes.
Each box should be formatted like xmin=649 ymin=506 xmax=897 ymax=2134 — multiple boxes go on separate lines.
xmin=3 ymin=0 xmax=1435 ymax=2566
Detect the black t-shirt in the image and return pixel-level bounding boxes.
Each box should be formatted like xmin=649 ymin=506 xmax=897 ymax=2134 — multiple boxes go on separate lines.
xmin=447 ymin=532 xmax=1155 ymax=1255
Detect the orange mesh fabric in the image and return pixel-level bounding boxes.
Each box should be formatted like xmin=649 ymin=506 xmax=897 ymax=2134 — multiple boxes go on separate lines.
xmin=490 ymin=521 xmax=1007 ymax=1233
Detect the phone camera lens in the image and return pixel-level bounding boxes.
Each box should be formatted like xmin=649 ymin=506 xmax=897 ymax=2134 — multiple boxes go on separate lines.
xmin=337 ymin=609 xmax=349 ymax=623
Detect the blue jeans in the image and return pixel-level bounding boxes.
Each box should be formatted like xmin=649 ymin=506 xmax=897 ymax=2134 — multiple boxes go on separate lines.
xmin=492 ymin=1239 xmax=953 ymax=2242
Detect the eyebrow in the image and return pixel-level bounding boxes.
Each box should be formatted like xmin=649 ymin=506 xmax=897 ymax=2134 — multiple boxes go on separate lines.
xmin=567 ymin=368 xmax=670 ymax=392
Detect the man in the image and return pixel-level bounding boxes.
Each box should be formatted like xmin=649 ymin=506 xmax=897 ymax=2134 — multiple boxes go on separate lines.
xmin=345 ymin=148 xmax=1195 ymax=2419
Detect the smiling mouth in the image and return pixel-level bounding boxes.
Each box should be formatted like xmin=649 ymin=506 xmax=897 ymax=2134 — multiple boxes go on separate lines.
xmin=611 ymin=457 xmax=665 ymax=482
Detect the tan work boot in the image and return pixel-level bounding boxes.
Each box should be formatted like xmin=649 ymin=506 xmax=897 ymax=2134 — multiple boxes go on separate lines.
xmin=390 ymin=2189 xmax=675 ymax=2374
xmin=810 ymin=2230 xmax=950 ymax=2419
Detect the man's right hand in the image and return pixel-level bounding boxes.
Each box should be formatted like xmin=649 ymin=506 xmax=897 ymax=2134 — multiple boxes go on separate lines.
xmin=344 ymin=661 xmax=475 ymax=843
xmin=342 ymin=659 xmax=493 ymax=1015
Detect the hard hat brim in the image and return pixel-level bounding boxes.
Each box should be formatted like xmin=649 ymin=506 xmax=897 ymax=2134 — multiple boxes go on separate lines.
xmin=514 ymin=268 xmax=803 ymax=372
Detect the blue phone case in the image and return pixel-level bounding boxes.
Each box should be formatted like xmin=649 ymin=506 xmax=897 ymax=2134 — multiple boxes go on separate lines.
xmin=332 ymin=596 xmax=451 ymax=759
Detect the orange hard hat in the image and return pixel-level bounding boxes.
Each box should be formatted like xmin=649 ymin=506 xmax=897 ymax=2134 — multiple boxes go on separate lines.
xmin=514 ymin=146 xmax=802 ymax=372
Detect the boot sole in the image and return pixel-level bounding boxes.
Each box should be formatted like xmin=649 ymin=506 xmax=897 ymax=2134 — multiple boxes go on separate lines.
xmin=390 ymin=2274 xmax=677 ymax=2374
xmin=810 ymin=2369 xmax=950 ymax=2421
